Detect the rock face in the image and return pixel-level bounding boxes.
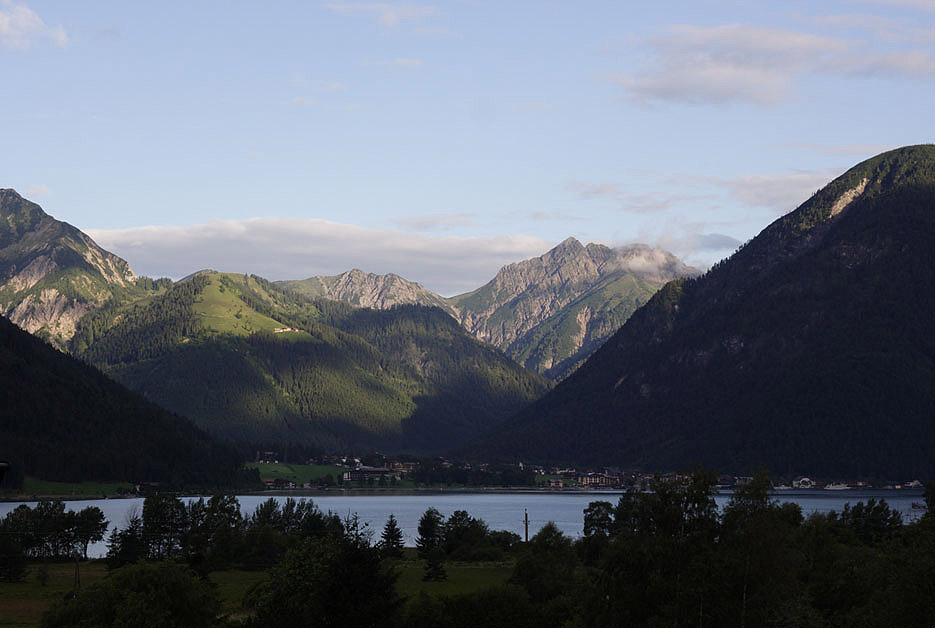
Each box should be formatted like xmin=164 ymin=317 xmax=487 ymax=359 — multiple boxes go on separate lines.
xmin=0 ymin=189 xmax=137 ymax=345
xmin=278 ymin=239 xmax=696 ymax=380
xmin=470 ymin=145 xmax=935 ymax=479
xmin=448 ymin=239 xmax=697 ymax=378
xmin=278 ymin=269 xmax=452 ymax=312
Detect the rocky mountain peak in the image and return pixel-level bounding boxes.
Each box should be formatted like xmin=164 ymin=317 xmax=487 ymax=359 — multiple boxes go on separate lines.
xmin=0 ymin=190 xmax=139 ymax=345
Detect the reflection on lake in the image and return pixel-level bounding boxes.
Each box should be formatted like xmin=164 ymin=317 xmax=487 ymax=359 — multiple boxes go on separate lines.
xmin=0 ymin=489 xmax=924 ymax=559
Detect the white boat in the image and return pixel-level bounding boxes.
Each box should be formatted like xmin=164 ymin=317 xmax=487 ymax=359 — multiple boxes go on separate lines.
xmin=824 ymin=483 xmax=851 ymax=490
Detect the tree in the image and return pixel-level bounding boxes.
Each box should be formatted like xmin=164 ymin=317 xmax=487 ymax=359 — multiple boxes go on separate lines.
xmin=40 ymin=561 xmax=220 ymax=628
xmin=422 ymin=547 xmax=447 ymax=582
xmin=0 ymin=535 xmax=27 ymax=582
xmin=106 ymin=513 xmax=145 ymax=569
xmin=442 ymin=510 xmax=494 ymax=561
xmin=510 ymin=522 xmax=575 ymax=603
xmin=583 ymin=501 xmax=614 ymax=537
xmin=380 ymin=514 xmax=404 ymax=559
xmin=246 ymin=519 xmax=401 ymax=628
xmin=416 ymin=507 xmax=444 ymax=559
xmin=839 ymin=499 xmax=902 ymax=544
xmin=142 ymin=494 xmax=186 ymax=560
xmin=717 ymin=470 xmax=804 ymax=628
xmin=73 ymin=507 xmax=108 ymax=560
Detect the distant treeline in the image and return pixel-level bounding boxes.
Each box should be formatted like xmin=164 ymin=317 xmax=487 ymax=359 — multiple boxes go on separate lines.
xmin=409 ymin=459 xmax=536 ymax=487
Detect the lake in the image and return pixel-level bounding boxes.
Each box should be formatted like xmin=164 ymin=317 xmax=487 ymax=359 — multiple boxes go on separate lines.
xmin=0 ymin=489 xmax=925 ymax=558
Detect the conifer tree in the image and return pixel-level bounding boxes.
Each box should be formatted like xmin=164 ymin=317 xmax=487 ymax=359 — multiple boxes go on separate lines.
xmin=422 ymin=547 xmax=447 ymax=582
xmin=380 ymin=514 xmax=404 ymax=559
xmin=416 ymin=508 xmax=444 ymax=559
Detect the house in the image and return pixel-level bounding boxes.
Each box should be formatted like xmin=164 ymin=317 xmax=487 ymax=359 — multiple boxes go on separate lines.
xmin=264 ymin=478 xmax=295 ymax=489
xmin=547 ymin=478 xmax=564 ymax=489
xmin=792 ymin=477 xmax=815 ymax=489
xmin=389 ymin=461 xmax=418 ymax=474
xmin=578 ymin=473 xmax=615 ymax=488
xmin=257 ymin=451 xmax=279 ymax=463
xmin=342 ymin=465 xmax=394 ymax=483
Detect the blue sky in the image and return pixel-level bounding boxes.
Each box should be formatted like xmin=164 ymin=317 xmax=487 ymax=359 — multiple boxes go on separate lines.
xmin=2 ymin=1 xmax=933 ymax=294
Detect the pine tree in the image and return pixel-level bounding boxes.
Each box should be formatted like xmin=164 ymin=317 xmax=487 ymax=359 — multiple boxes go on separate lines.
xmin=380 ymin=514 xmax=404 ymax=559
xmin=422 ymin=547 xmax=447 ymax=582
xmin=416 ymin=508 xmax=444 ymax=560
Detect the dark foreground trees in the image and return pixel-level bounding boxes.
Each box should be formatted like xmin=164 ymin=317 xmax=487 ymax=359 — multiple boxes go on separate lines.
xmin=41 ymin=562 xmax=219 ymax=628
xmin=0 ymin=500 xmax=108 ymax=582
xmin=32 ymin=477 xmax=935 ymax=628
xmin=244 ymin=515 xmax=401 ymax=628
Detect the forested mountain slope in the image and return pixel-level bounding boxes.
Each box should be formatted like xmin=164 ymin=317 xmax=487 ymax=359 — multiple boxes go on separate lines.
xmin=0 ymin=314 xmax=244 ymax=488
xmin=75 ymin=272 xmax=548 ymax=451
xmin=469 ymin=146 xmax=935 ymax=479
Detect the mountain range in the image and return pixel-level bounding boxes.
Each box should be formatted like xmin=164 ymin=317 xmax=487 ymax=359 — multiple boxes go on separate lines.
xmin=71 ymin=270 xmax=548 ymax=451
xmin=7 ymin=145 xmax=933 ymax=479
xmin=280 ymin=239 xmax=696 ymax=380
xmin=0 ymin=188 xmax=691 ymax=454
xmin=470 ymin=145 xmax=935 ymax=479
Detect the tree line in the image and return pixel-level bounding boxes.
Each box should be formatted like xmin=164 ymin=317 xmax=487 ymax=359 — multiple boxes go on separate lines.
xmin=29 ymin=472 xmax=935 ymax=627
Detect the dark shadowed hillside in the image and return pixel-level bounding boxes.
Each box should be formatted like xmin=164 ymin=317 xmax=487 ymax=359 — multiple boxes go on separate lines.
xmin=0 ymin=315 xmax=244 ymax=488
xmin=470 ymin=145 xmax=935 ymax=479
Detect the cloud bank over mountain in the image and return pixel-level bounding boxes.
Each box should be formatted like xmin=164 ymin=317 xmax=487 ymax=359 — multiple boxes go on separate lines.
xmin=88 ymin=218 xmax=552 ymax=296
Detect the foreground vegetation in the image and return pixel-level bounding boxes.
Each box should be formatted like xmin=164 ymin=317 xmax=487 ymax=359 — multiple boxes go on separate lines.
xmin=1 ymin=472 xmax=933 ymax=627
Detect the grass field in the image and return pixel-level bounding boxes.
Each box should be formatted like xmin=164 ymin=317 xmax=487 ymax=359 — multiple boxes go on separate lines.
xmin=0 ymin=558 xmax=514 ymax=627
xmin=193 ymin=275 xmax=285 ymax=336
xmin=0 ymin=561 xmax=108 ymax=628
xmin=395 ymin=558 xmax=514 ymax=600
xmin=246 ymin=462 xmax=347 ymax=485
xmin=208 ymin=569 xmax=267 ymax=622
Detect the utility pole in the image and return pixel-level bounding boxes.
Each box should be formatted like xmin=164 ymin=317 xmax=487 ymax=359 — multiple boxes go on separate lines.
xmin=524 ymin=508 xmax=529 ymax=542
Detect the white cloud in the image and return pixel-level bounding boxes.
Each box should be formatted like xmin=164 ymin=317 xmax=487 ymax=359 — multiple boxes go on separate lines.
xmin=526 ymin=210 xmax=585 ymax=222
xmin=0 ymin=1 xmax=66 ymax=50
xmin=618 ymin=21 xmax=935 ymax=105
xmin=392 ymin=212 xmax=474 ymax=231
xmin=703 ymin=169 xmax=843 ymax=214
xmin=568 ymin=181 xmax=623 ymax=199
xmin=637 ymin=219 xmax=743 ymax=269
xmin=87 ymin=218 xmax=552 ymax=297
xmin=319 ymin=81 xmax=347 ymax=91
xmin=390 ymin=57 xmax=423 ymax=67
xmin=24 ymin=183 xmax=50 ymax=197
xmin=569 ymin=180 xmax=712 ymax=213
xmin=856 ymin=0 xmax=935 ymax=12
xmin=323 ymin=3 xmax=436 ymax=27
xmin=804 ymin=12 xmax=935 ymax=45
xmin=823 ymin=49 xmax=935 ymax=78
xmin=618 ymin=24 xmax=847 ymax=105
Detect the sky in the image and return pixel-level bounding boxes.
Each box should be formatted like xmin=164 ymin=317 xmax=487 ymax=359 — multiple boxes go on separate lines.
xmin=2 ymin=1 xmax=933 ymax=295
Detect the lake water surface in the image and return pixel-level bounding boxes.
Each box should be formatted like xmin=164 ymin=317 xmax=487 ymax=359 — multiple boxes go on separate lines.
xmin=1 ymin=489 xmax=924 ymax=558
